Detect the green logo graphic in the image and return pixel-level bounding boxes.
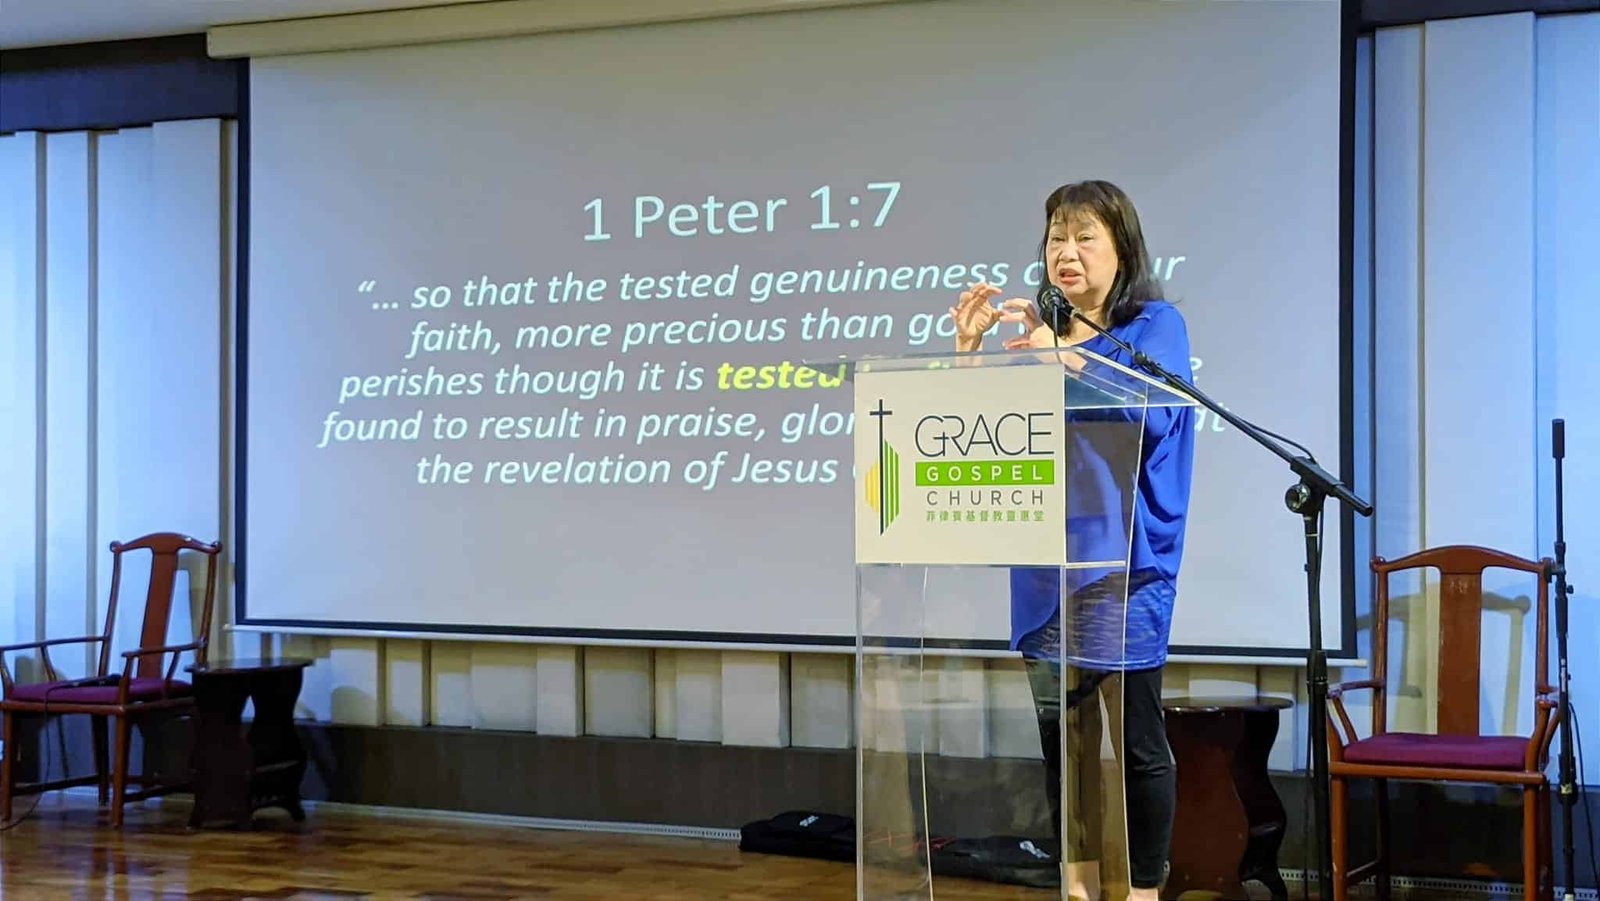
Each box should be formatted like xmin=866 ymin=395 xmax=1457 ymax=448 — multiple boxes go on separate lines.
xmin=866 ymin=440 xmax=901 ymax=533
xmin=866 ymin=400 xmax=899 ymax=533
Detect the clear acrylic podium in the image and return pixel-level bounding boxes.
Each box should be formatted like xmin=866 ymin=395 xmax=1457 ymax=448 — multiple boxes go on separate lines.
xmin=831 ymin=344 xmax=1195 ymax=901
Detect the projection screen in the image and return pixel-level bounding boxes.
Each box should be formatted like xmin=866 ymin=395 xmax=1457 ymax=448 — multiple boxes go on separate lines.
xmin=240 ymin=0 xmax=1351 ymax=657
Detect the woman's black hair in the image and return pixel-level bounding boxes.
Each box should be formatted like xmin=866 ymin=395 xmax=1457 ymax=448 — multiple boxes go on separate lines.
xmin=1034 ymin=179 xmax=1162 ymax=332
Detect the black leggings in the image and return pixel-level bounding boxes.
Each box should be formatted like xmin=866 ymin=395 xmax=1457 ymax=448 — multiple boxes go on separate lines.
xmin=1024 ymin=661 xmax=1175 ymax=890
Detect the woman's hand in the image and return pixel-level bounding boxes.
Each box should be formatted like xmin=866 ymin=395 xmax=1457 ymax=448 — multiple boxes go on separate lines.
xmin=951 ymin=282 xmax=1002 ymax=350
xmin=997 ymin=297 xmax=1044 ymax=332
xmin=1003 ymin=325 xmax=1059 ymax=350
xmin=1005 ymin=326 xmax=1086 ymax=371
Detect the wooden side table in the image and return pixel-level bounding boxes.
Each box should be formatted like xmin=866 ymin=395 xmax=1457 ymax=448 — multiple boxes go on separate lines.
xmin=184 ymin=656 xmax=313 ymax=829
xmin=1162 ymin=695 xmax=1293 ymax=901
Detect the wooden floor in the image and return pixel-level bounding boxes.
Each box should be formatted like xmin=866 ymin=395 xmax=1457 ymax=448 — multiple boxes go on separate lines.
xmin=0 ymin=794 xmax=1061 ymax=900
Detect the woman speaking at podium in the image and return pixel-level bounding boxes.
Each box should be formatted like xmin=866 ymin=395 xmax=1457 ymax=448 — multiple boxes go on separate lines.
xmin=950 ymin=179 xmax=1196 ymax=901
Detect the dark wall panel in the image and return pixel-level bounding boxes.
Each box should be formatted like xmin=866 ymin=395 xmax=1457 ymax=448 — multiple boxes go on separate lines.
xmin=0 ymin=34 xmax=241 ymax=134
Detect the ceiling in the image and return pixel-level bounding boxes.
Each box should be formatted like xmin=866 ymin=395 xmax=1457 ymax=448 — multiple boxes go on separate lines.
xmin=0 ymin=0 xmax=495 ymax=50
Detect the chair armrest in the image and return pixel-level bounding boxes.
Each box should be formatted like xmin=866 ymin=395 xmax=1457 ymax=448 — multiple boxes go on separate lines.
xmin=0 ymin=635 xmax=107 ymax=688
xmin=1328 ymin=678 xmax=1383 ymax=700
xmin=0 ymin=635 xmax=104 ymax=654
xmin=120 ymin=641 xmax=204 ymax=663
xmin=120 ymin=641 xmax=206 ymax=688
xmin=1530 ymin=691 xmax=1562 ymax=770
xmin=1326 ymin=679 xmax=1384 ymax=752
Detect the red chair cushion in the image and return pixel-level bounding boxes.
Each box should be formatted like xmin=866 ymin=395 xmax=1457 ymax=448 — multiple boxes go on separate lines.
xmin=6 ymin=677 xmax=191 ymax=705
xmin=1343 ymin=732 xmax=1528 ymax=771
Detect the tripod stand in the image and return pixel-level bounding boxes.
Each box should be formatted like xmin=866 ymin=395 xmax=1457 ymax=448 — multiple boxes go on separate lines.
xmin=1055 ymin=301 xmax=1373 ymax=901
xmin=1551 ymin=419 xmax=1578 ymax=901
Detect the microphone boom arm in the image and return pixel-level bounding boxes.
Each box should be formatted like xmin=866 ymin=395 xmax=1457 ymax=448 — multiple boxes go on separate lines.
xmin=1043 ymin=290 xmax=1373 ymax=901
xmin=1054 ymin=298 xmax=1371 ymax=516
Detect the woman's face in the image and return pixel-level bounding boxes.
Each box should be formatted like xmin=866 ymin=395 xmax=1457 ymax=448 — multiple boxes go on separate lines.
xmin=1046 ymin=209 xmax=1120 ymax=310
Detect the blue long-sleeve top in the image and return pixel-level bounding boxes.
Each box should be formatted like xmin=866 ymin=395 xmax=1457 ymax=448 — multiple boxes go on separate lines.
xmin=1009 ymin=299 xmax=1196 ymax=671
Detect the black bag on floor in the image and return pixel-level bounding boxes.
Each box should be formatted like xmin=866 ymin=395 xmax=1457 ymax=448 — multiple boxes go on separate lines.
xmin=738 ymin=810 xmax=855 ymax=862
xmin=929 ymin=835 xmax=1062 ymax=888
xmin=740 ymin=814 xmax=1062 ymax=890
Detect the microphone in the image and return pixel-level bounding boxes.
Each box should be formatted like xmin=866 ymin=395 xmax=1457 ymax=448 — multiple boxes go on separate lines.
xmin=1038 ymin=284 xmax=1071 ymax=339
xmin=1040 ymin=285 xmax=1155 ymax=371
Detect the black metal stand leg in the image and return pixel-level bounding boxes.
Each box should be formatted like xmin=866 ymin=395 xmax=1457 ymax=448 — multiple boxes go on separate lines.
xmin=1552 ymin=419 xmax=1576 ymax=901
xmin=1288 ymin=481 xmax=1334 ymax=901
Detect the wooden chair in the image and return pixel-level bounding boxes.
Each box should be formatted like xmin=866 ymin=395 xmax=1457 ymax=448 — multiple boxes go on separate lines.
xmin=1326 ymin=544 xmax=1558 ymax=901
xmin=0 ymin=532 xmax=221 ymax=826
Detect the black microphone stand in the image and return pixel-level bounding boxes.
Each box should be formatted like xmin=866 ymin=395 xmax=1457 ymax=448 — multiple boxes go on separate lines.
xmin=1051 ymin=298 xmax=1373 ymax=901
xmin=1551 ymin=419 xmax=1577 ymax=901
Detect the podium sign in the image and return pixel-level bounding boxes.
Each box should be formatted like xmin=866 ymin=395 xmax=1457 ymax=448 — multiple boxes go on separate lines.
xmin=853 ymin=364 xmax=1066 ymax=567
